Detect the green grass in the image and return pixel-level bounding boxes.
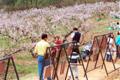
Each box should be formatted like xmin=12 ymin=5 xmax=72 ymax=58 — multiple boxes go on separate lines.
xmin=0 ymin=36 xmax=11 ymax=48
xmin=15 ymin=52 xmax=38 ymax=77
xmin=15 ymin=52 xmax=33 ymax=61
xmin=16 ymin=63 xmax=37 ymax=75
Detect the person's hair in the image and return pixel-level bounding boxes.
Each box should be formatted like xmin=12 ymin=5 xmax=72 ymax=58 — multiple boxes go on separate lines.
xmin=73 ymin=27 xmax=78 ymax=31
xmin=108 ymin=34 xmax=111 ymax=38
xmin=108 ymin=34 xmax=113 ymax=38
xmin=117 ymin=31 xmax=120 ymax=35
xmin=41 ymin=33 xmax=48 ymax=39
xmin=55 ymin=36 xmax=60 ymax=39
xmin=117 ymin=22 xmax=119 ymax=25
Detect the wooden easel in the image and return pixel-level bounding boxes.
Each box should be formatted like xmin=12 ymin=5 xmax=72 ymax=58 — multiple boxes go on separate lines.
xmin=0 ymin=55 xmax=19 ymax=80
xmin=86 ymin=33 xmax=116 ymax=76
xmin=42 ymin=42 xmax=88 ymax=80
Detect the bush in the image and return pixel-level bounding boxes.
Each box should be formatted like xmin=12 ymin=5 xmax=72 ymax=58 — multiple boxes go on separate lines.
xmin=0 ymin=0 xmax=118 ymax=10
xmin=2 ymin=0 xmax=15 ymax=5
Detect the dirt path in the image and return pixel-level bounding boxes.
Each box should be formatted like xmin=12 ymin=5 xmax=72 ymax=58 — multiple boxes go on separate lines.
xmin=17 ymin=74 xmax=38 ymax=80
xmin=17 ymin=62 xmax=120 ymax=80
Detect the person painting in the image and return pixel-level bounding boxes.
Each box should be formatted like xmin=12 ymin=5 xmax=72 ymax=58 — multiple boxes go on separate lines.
xmin=106 ymin=34 xmax=116 ymax=62
xmin=51 ymin=36 xmax=62 ymax=54
xmin=70 ymin=28 xmax=81 ymax=43
xmin=33 ymin=33 xmax=50 ymax=80
xmin=116 ymin=22 xmax=120 ymax=29
xmin=51 ymin=36 xmax=63 ymax=64
xmin=68 ymin=27 xmax=81 ymax=80
xmin=54 ymin=36 xmax=63 ymax=51
xmin=115 ymin=31 xmax=120 ymax=59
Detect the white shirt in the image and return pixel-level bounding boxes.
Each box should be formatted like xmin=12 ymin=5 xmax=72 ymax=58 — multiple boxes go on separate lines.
xmin=107 ymin=37 xmax=114 ymax=48
xmin=107 ymin=37 xmax=116 ymax=54
xmin=83 ymin=43 xmax=92 ymax=51
xmin=117 ymin=24 xmax=120 ymax=29
xmin=70 ymin=32 xmax=75 ymax=39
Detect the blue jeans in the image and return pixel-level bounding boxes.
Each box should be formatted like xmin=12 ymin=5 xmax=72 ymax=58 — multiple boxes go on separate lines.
xmin=37 ymin=56 xmax=52 ymax=80
xmin=38 ymin=56 xmax=44 ymax=80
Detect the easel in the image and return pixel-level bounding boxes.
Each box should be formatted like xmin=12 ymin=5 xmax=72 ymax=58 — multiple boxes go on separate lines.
xmin=0 ymin=55 xmax=19 ymax=80
xmin=86 ymin=33 xmax=116 ymax=76
xmin=41 ymin=42 xmax=88 ymax=80
xmin=64 ymin=42 xmax=88 ymax=80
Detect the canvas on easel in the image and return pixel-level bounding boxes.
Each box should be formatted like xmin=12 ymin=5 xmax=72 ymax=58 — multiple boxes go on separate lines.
xmin=0 ymin=61 xmax=5 ymax=74
xmin=60 ymin=62 xmax=66 ymax=75
xmin=44 ymin=66 xmax=52 ymax=79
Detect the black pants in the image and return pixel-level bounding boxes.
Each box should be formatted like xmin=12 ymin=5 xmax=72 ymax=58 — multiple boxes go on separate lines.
xmin=106 ymin=54 xmax=112 ymax=61
xmin=116 ymin=45 xmax=120 ymax=58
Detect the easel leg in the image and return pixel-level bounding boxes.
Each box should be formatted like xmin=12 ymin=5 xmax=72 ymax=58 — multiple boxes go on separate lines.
xmin=4 ymin=58 xmax=10 ymax=80
xmin=108 ymin=50 xmax=116 ymax=70
xmin=64 ymin=47 xmax=75 ymax=80
xmin=94 ymin=53 xmax=100 ymax=69
xmin=94 ymin=37 xmax=102 ymax=69
xmin=100 ymin=51 xmax=108 ymax=76
xmin=11 ymin=57 xmax=19 ymax=80
xmin=85 ymin=53 xmax=91 ymax=76
xmin=65 ymin=65 xmax=69 ymax=80
xmin=51 ymin=49 xmax=60 ymax=80
xmin=78 ymin=53 xmax=88 ymax=80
